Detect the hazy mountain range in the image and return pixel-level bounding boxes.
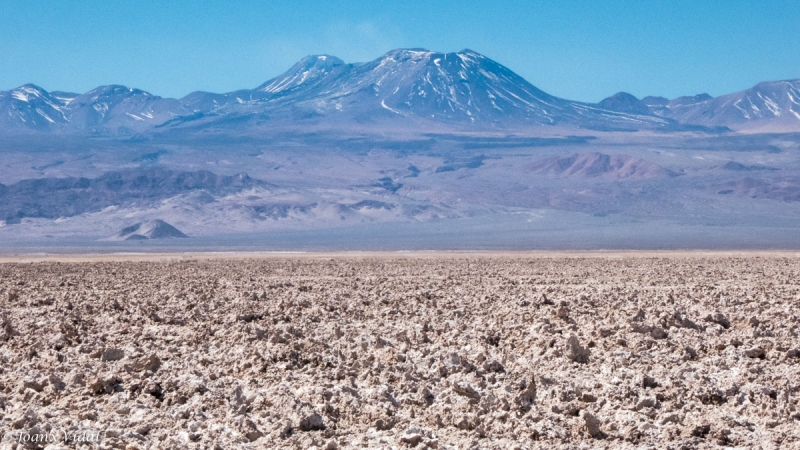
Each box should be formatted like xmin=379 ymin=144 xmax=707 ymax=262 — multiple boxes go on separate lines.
xmin=1 ymin=49 xmax=799 ymax=250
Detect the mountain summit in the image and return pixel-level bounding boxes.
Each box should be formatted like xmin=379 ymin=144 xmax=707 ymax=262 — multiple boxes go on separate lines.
xmin=256 ymin=54 xmax=346 ymax=94
xmin=237 ymin=48 xmax=671 ymax=129
xmin=0 ymin=84 xmax=70 ymax=130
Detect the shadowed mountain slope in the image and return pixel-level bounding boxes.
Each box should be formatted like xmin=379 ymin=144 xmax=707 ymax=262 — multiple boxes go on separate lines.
xmin=0 ymin=168 xmax=267 ymax=222
xmin=528 ymin=152 xmax=674 ymax=180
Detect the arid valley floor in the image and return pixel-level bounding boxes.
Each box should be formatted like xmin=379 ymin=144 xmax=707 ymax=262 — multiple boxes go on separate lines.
xmin=0 ymin=253 xmax=799 ymax=449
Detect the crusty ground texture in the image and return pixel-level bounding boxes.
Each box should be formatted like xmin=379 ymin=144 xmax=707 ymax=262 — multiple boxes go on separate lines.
xmin=0 ymin=256 xmax=799 ymax=449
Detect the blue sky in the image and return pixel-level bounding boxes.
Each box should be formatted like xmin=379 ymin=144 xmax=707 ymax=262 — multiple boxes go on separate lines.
xmin=1 ymin=1 xmax=798 ymax=102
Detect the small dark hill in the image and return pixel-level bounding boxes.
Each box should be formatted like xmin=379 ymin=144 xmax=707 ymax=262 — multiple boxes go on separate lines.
xmin=596 ymin=92 xmax=654 ymax=116
xmin=115 ymin=220 xmax=188 ymax=240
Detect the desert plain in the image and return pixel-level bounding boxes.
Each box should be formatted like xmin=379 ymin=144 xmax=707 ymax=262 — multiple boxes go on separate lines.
xmin=0 ymin=252 xmax=799 ymax=449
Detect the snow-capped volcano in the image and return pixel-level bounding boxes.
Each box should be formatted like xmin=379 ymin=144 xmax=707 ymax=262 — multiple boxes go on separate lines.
xmin=332 ymin=48 xmax=585 ymax=124
xmin=232 ymin=48 xmax=670 ymax=129
xmin=265 ymin=48 xmax=567 ymax=123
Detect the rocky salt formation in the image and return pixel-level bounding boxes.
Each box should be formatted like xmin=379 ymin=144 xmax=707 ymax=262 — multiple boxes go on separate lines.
xmin=0 ymin=256 xmax=798 ymax=448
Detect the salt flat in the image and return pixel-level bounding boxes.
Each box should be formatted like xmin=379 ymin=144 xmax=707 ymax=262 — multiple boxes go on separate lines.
xmin=1 ymin=250 xmax=799 ymax=263
xmin=0 ymin=256 xmax=798 ymax=448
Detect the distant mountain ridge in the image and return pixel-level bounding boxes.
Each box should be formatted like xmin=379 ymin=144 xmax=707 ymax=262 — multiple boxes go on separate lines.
xmin=1 ymin=48 xmax=798 ymax=135
xmin=0 ymin=168 xmax=266 ymax=223
xmin=598 ymin=79 xmax=800 ymax=132
xmin=0 ymin=83 xmax=189 ymax=135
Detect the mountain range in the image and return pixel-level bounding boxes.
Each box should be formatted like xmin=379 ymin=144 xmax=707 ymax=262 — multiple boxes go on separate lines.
xmin=1 ymin=48 xmax=800 ymax=249
xmin=621 ymin=80 xmax=800 ymax=132
xmin=2 ymin=48 xmax=798 ymax=135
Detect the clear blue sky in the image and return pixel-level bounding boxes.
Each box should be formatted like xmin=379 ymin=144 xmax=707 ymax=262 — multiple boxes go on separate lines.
xmin=1 ymin=1 xmax=798 ymax=102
